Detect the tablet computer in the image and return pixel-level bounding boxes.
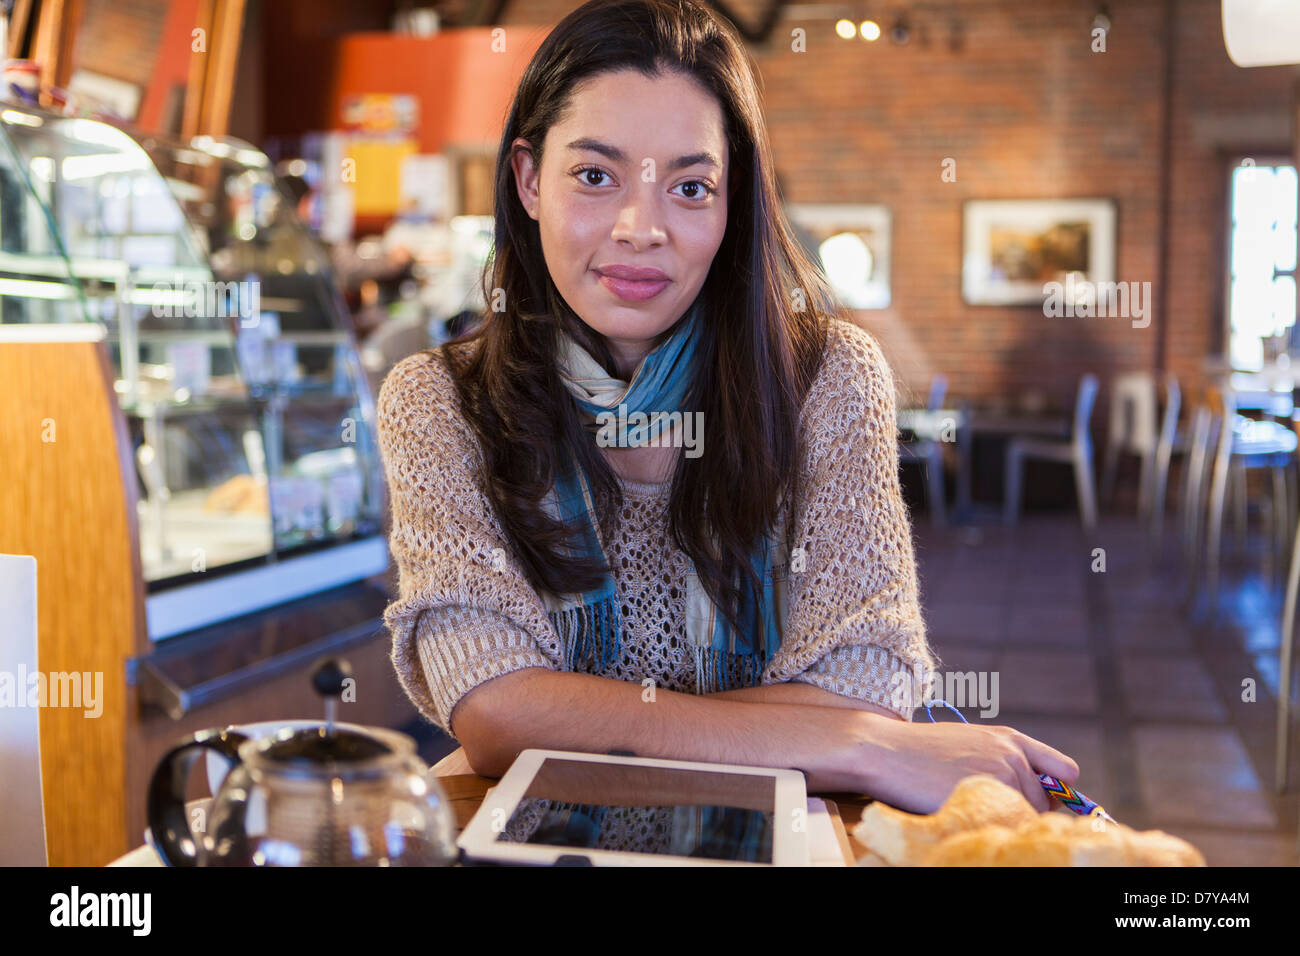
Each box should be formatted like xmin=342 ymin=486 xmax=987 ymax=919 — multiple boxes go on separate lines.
xmin=457 ymin=749 xmax=810 ymax=866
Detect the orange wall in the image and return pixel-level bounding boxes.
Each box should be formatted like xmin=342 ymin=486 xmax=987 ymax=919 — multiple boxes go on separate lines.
xmin=136 ymin=0 xmax=202 ymax=132
xmin=327 ymin=30 xmax=548 ymax=153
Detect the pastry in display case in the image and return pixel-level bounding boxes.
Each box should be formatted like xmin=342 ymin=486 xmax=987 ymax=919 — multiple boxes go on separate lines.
xmin=0 ymin=103 xmax=388 ymax=639
xmin=134 ymin=132 xmax=388 ymax=570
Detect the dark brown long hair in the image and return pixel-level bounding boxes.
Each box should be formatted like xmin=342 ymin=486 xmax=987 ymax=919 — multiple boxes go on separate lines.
xmin=440 ymin=0 xmax=843 ymax=632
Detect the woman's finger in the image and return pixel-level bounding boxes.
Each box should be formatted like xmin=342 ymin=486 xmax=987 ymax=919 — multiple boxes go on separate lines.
xmin=1011 ymin=730 xmax=1080 ymax=783
xmin=1011 ymin=750 xmax=1052 ymax=812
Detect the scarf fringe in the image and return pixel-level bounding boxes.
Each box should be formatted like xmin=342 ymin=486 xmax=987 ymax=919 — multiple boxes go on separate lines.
xmin=692 ymin=646 xmax=766 ymax=695
xmin=550 ymin=597 xmax=766 ymax=694
xmin=550 ymin=596 xmax=622 ymax=671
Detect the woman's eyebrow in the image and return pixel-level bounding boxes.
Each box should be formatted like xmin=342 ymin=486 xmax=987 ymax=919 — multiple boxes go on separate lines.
xmin=565 ymin=137 xmax=721 ymax=172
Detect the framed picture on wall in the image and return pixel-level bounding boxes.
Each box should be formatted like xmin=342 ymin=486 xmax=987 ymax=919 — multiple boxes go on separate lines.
xmin=786 ymin=204 xmax=892 ymax=309
xmin=962 ymin=199 xmax=1117 ymax=305
xmin=442 ymin=145 xmax=498 ymax=217
xmin=66 ymin=70 xmax=142 ymax=121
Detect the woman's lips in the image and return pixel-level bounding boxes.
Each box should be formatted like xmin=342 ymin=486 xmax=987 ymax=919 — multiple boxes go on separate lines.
xmin=596 ymin=271 xmax=671 ymax=302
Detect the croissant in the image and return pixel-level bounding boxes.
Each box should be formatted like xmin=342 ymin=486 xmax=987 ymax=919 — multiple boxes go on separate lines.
xmin=920 ymin=814 xmax=1125 ymax=866
xmin=853 ymin=775 xmax=1039 ymax=865
xmin=920 ymin=813 xmax=1205 ymax=866
xmin=854 ymin=774 xmax=1206 ymax=866
xmin=203 ymin=474 xmax=269 ymax=514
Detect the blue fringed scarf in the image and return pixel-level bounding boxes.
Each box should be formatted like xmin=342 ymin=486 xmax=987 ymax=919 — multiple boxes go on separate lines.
xmin=540 ymin=302 xmax=789 ymax=694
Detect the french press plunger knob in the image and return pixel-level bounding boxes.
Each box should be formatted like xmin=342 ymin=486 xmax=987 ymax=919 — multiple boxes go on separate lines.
xmin=310 ymin=656 xmax=353 ymax=732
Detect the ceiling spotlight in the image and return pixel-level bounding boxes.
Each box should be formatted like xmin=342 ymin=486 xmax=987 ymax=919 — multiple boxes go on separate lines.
xmin=890 ymin=16 xmax=911 ymax=45
xmin=860 ymin=19 xmax=882 ymax=41
xmin=836 ymin=18 xmax=857 ymax=39
xmin=1092 ymin=4 xmax=1111 ymax=33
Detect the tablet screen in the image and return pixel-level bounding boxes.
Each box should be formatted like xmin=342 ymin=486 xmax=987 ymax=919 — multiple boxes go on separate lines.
xmin=493 ymin=757 xmax=777 ymax=862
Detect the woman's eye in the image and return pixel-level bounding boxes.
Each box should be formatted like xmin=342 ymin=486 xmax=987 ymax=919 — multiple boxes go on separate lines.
xmin=576 ymin=167 xmax=609 ymax=187
xmin=676 ymin=180 xmax=715 ymax=201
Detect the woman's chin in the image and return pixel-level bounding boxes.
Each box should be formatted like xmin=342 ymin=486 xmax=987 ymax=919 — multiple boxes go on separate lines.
xmin=575 ymin=308 xmax=679 ymax=344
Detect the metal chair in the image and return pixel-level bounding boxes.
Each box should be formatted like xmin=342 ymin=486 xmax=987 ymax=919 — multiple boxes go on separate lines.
xmin=1277 ymin=510 xmax=1300 ymax=792
xmin=1203 ymin=386 xmax=1298 ymax=613
xmin=1269 ymin=403 xmax=1300 ymax=863
xmin=1179 ymin=402 xmax=1219 ymax=576
xmin=1101 ymin=371 xmax=1159 ymax=515
xmin=1149 ymin=374 xmax=1182 ymax=549
xmin=1004 ymin=373 xmax=1100 ymax=532
xmin=900 ymin=374 xmax=949 ymax=528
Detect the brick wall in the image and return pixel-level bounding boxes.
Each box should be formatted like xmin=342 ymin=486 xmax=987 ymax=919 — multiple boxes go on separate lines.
xmin=497 ymin=0 xmax=1297 ymax=414
xmin=71 ymin=0 xmax=168 ymax=89
xmin=92 ymin=0 xmax=1295 ymax=414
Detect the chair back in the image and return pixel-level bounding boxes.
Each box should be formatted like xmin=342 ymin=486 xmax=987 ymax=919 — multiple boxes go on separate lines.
xmin=1159 ymin=373 xmax=1181 ymax=449
xmin=1072 ymin=373 xmax=1100 ymax=447
xmin=1205 ymin=384 xmax=1234 ymax=419
xmin=927 ymin=374 xmax=948 ymax=412
xmin=1206 ymin=385 xmax=1238 ymax=472
xmin=1108 ymin=371 xmax=1158 ymax=453
xmin=1181 ymin=401 xmax=1220 ymax=562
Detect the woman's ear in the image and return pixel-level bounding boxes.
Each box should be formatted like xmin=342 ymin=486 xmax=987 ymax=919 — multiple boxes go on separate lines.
xmin=510 ymin=137 xmax=541 ymax=221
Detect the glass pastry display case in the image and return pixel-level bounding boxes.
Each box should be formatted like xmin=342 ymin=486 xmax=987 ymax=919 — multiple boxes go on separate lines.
xmin=0 ymin=104 xmax=387 ymax=640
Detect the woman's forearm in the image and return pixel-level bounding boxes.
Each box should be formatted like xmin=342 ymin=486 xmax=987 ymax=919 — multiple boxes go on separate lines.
xmin=704 ymin=681 xmax=905 ymax=718
xmin=450 ymin=667 xmax=879 ymax=790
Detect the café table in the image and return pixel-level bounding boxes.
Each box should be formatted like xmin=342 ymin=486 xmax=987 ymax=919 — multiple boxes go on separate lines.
xmin=951 ymin=406 xmax=1071 ymax=519
xmin=431 ymin=739 xmax=868 ymax=865
xmin=897 ymin=407 xmax=965 ymax=443
xmin=898 ymin=403 xmax=1088 ymax=522
xmin=1231 ymin=389 xmax=1294 ymax=417
xmin=897 ymin=407 xmax=967 ymax=528
xmin=436 ymin=773 xmax=868 ymax=865
xmin=109 ymin=747 xmax=874 ymax=866
xmin=1224 ymin=368 xmax=1296 ymax=423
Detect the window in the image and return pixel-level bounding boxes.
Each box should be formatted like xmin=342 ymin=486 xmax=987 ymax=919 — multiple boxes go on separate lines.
xmin=1227 ymin=157 xmax=1298 ymax=371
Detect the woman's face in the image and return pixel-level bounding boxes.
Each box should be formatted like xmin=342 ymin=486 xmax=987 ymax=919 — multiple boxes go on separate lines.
xmin=512 ymin=68 xmax=729 ymax=377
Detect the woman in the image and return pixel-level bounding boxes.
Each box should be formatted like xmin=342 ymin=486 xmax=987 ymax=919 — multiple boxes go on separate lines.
xmin=378 ymin=0 xmax=1078 ymax=814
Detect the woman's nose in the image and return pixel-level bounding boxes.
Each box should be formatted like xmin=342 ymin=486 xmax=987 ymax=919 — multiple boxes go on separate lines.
xmin=611 ymin=188 xmax=667 ymax=246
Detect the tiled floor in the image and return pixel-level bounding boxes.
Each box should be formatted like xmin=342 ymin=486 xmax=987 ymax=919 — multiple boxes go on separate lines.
xmin=915 ymin=510 xmax=1300 ymax=866
xmin=404 ymin=502 xmax=1300 ymax=866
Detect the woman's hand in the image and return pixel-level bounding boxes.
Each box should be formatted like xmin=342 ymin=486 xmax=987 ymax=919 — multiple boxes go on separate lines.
xmin=807 ymin=709 xmax=1080 ymax=814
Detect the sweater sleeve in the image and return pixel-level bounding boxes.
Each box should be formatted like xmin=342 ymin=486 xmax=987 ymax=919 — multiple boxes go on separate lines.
xmin=761 ymin=319 xmax=938 ymax=720
xmin=377 ymin=349 xmax=560 ymax=735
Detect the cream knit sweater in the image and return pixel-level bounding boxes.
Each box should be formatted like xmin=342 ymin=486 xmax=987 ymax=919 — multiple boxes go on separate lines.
xmin=378 ymin=317 xmax=936 ymax=737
